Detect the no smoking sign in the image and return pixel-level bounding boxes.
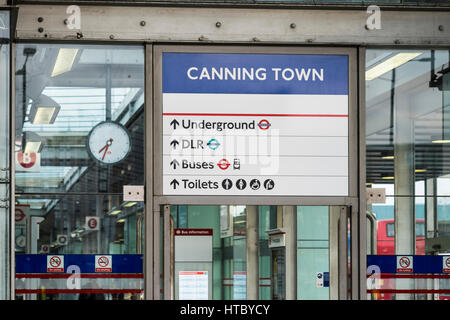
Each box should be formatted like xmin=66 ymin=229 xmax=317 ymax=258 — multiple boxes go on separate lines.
xmin=95 ymin=255 xmax=112 ymax=273
xmin=396 ymin=255 xmax=413 ymax=273
xmin=443 ymin=256 xmax=450 ymax=273
xmin=47 ymin=255 xmax=64 ymax=273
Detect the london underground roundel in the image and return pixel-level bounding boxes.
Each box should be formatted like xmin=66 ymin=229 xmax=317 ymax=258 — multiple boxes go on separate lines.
xmin=87 ymin=121 xmax=131 ymax=165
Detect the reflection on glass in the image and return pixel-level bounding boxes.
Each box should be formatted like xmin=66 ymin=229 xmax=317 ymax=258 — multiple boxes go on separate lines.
xmin=15 ymin=44 xmax=145 ymax=194
xmin=14 ymin=44 xmax=145 ymax=300
xmin=366 ymin=48 xmax=450 ymax=300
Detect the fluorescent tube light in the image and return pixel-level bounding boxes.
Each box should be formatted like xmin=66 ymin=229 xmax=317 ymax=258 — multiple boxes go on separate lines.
xmin=29 ymin=95 xmax=61 ymax=124
xmin=110 ymin=210 xmax=121 ymax=215
xmin=32 ymin=107 xmax=59 ymax=124
xmin=124 ymin=202 xmax=137 ymax=207
xmin=24 ymin=141 xmax=41 ymax=154
xmin=381 ymin=176 xmax=394 ymax=180
xmin=415 ymin=169 xmax=427 ymax=173
xmin=51 ymin=48 xmax=78 ymax=77
xmin=116 ymin=219 xmax=126 ymax=223
xmin=22 ymin=131 xmax=43 ymax=154
xmin=382 ymin=155 xmax=394 ymax=160
xmin=366 ymin=52 xmax=423 ymax=81
xmin=432 ymin=139 xmax=450 ymax=144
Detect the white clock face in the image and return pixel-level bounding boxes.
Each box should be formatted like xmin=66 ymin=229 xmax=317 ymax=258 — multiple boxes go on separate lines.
xmin=87 ymin=121 xmax=131 ymax=164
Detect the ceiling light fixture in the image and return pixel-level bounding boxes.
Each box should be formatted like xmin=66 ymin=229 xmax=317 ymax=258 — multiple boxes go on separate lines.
xmin=366 ymin=52 xmax=423 ymax=81
xmin=29 ymin=95 xmax=61 ymax=125
xmin=22 ymin=131 xmax=43 ymax=154
xmin=123 ymin=202 xmax=137 ymax=208
xmin=51 ymin=48 xmax=79 ymax=77
xmin=431 ymin=139 xmax=450 ymax=144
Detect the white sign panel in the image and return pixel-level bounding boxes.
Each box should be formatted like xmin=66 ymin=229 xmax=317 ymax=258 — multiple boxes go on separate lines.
xmin=15 ymin=152 xmax=41 ymax=172
xmin=174 ymin=229 xmax=213 ymax=262
xmin=179 ymin=271 xmax=208 ymax=300
xmin=162 ymin=53 xmax=349 ymax=196
xmin=85 ymin=216 xmax=100 ymax=231
xmin=397 ymin=255 xmax=413 ymax=273
xmin=443 ymin=256 xmax=450 ymax=273
xmin=95 ymin=255 xmax=112 ymax=273
xmin=41 ymin=244 xmax=50 ymax=254
xmin=15 ymin=204 xmax=29 ymax=226
xmin=47 ymin=255 xmax=64 ymax=273
xmin=57 ymin=234 xmax=68 ymax=246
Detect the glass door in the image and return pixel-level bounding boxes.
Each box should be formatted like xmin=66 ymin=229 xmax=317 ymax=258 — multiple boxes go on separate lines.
xmin=166 ymin=204 xmax=350 ymax=300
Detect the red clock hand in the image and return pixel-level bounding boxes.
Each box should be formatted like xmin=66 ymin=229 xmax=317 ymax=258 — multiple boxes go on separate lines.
xmin=98 ymin=138 xmax=113 ymax=161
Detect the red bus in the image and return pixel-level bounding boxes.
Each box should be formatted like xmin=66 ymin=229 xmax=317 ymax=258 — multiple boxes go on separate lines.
xmin=377 ymin=219 xmax=425 ymax=255
xmin=374 ymin=219 xmax=425 ymax=300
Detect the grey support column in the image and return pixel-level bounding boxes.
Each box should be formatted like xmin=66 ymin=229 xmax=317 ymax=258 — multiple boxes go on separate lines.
xmin=282 ymin=206 xmax=296 ymax=300
xmin=425 ymin=178 xmax=437 ymax=242
xmin=246 ymin=205 xmax=259 ymax=300
xmin=329 ymin=206 xmax=340 ymax=300
xmin=394 ymin=92 xmax=415 ymax=300
xmin=425 ymin=178 xmax=437 ymax=300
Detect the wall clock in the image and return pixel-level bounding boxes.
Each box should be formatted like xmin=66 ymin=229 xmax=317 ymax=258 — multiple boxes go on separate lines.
xmin=87 ymin=121 xmax=131 ymax=165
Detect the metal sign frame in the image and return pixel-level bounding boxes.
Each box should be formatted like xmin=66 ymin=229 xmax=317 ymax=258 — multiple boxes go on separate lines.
xmin=153 ymin=44 xmax=359 ymax=207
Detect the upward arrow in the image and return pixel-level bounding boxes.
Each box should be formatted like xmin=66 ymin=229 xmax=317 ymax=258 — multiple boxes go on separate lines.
xmin=170 ymin=179 xmax=180 ymax=189
xmin=170 ymin=159 xmax=179 ymax=169
xmin=170 ymin=119 xmax=180 ymax=129
xmin=170 ymin=140 xmax=179 ymax=149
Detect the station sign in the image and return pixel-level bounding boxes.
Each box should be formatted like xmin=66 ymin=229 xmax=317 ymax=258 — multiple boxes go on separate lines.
xmin=15 ymin=204 xmax=29 ymax=226
xmin=56 ymin=234 xmax=68 ymax=246
xmin=85 ymin=216 xmax=100 ymax=231
xmin=15 ymin=152 xmax=40 ymax=172
xmin=162 ymin=52 xmax=349 ymax=196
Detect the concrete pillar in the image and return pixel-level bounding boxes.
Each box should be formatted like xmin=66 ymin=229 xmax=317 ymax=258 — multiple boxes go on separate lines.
xmin=394 ymin=93 xmax=415 ymax=300
xmin=246 ymin=206 xmax=259 ymax=300
xmin=425 ymin=179 xmax=437 ymax=242
xmin=282 ymin=206 xmax=296 ymax=300
xmin=425 ymin=178 xmax=437 ymax=300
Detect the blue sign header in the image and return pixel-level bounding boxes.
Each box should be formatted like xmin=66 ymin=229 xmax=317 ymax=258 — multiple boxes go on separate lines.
xmin=16 ymin=254 xmax=143 ymax=274
xmin=367 ymin=255 xmax=446 ymax=274
xmin=162 ymin=52 xmax=348 ymax=95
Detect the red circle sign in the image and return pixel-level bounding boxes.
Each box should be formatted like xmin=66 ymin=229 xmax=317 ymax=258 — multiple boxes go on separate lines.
xmin=88 ymin=218 xmax=98 ymax=229
xmin=49 ymin=256 xmax=61 ymax=268
xmin=17 ymin=152 xmax=37 ymax=169
xmin=98 ymin=256 xmax=109 ymax=267
xmin=446 ymin=257 xmax=450 ymax=268
xmin=399 ymin=257 xmax=411 ymax=268
xmin=15 ymin=208 xmax=25 ymax=223
xmin=217 ymin=159 xmax=230 ymax=170
xmin=258 ymin=119 xmax=271 ymax=130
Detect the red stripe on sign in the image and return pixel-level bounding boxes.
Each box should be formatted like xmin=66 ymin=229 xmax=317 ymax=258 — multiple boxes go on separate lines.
xmin=163 ymin=113 xmax=348 ymax=117
xmin=367 ymin=289 xmax=450 ymax=294
xmin=366 ymin=274 xmax=450 ymax=279
xmin=15 ymin=273 xmax=143 ymax=279
xmin=15 ymin=289 xmax=143 ymax=294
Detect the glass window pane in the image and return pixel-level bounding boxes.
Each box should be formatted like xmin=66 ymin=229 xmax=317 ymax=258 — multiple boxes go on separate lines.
xmin=14 ymin=44 xmax=145 ymax=300
xmin=366 ymin=48 xmax=450 ymax=300
xmin=15 ymin=194 xmax=144 ymax=300
xmin=14 ymin=44 xmax=145 ymax=194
